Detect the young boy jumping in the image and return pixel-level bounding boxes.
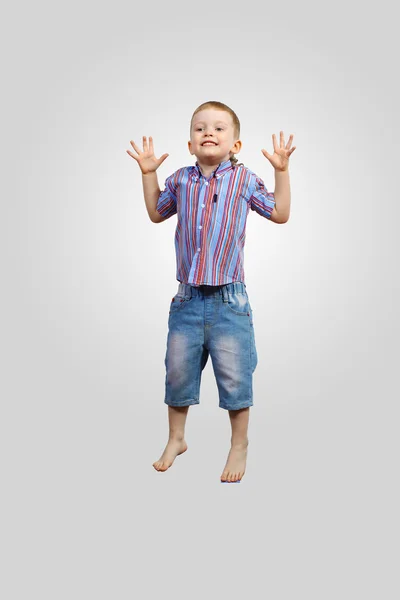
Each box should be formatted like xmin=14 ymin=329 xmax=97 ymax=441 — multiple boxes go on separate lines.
xmin=127 ymin=100 xmax=295 ymax=482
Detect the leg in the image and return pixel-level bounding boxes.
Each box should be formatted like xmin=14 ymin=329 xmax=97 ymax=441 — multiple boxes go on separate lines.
xmin=220 ymin=407 xmax=250 ymax=482
xmin=153 ymin=406 xmax=189 ymax=472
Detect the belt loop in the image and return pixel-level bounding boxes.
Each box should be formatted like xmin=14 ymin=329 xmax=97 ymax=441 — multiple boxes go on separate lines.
xmin=222 ymin=285 xmax=229 ymax=303
xmin=182 ymin=284 xmax=192 ymax=299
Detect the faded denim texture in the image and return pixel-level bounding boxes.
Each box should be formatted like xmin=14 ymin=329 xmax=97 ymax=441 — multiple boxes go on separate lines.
xmin=164 ymin=282 xmax=258 ymax=411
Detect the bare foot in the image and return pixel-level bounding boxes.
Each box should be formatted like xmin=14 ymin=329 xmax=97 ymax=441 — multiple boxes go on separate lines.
xmin=153 ymin=438 xmax=188 ymax=471
xmin=220 ymin=442 xmax=248 ymax=482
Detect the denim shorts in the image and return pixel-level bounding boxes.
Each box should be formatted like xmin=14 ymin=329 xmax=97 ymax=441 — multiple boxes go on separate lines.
xmin=163 ymin=281 xmax=258 ymax=411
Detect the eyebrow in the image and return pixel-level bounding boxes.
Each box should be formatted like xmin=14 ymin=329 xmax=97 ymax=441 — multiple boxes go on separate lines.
xmin=193 ymin=120 xmax=228 ymax=126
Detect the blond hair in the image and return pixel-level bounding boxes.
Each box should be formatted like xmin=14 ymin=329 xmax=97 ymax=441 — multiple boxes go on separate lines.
xmin=190 ymin=100 xmax=244 ymax=167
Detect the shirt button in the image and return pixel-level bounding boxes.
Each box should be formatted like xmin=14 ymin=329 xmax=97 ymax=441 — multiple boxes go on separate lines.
xmin=205 ymin=181 xmax=209 ymax=186
xmin=197 ymin=247 xmax=200 ymax=251
xmin=199 ymin=225 xmax=202 ymax=229
xmin=201 ymin=204 xmax=205 ymax=208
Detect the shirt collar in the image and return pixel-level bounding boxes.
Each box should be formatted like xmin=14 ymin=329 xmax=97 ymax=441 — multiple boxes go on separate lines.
xmin=191 ymin=158 xmax=233 ymax=180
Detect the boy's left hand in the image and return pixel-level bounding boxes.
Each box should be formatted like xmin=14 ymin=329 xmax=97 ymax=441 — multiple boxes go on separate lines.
xmin=261 ymin=131 xmax=296 ymax=172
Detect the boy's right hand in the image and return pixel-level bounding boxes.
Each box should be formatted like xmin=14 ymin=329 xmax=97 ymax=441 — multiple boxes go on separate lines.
xmin=126 ymin=136 xmax=169 ymax=174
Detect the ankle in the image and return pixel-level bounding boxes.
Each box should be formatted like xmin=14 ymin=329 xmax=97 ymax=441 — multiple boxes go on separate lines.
xmin=169 ymin=433 xmax=185 ymax=442
xmin=230 ymin=438 xmax=249 ymax=448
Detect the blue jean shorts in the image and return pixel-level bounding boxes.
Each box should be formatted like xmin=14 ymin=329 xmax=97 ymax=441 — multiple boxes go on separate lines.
xmin=163 ymin=281 xmax=258 ymax=411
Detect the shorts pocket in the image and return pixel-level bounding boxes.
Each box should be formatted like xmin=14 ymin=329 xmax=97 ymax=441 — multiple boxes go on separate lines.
xmin=169 ymin=294 xmax=192 ymax=314
xmin=225 ymin=292 xmax=251 ymax=316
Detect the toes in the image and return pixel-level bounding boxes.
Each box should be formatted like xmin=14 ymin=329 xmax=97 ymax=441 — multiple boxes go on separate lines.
xmin=221 ymin=469 xmax=244 ymax=483
xmin=153 ymin=461 xmax=168 ymax=471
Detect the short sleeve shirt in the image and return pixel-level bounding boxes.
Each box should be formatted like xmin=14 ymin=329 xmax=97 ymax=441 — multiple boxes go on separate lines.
xmin=156 ymin=158 xmax=275 ymax=286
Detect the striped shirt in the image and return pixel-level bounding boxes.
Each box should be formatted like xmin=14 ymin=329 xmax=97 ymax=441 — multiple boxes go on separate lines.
xmin=156 ymin=158 xmax=275 ymax=287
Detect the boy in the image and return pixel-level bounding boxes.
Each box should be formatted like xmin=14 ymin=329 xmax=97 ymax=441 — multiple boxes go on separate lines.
xmin=127 ymin=101 xmax=295 ymax=482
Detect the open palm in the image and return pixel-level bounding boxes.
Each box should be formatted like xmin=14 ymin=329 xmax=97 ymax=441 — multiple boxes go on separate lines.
xmin=261 ymin=131 xmax=296 ymax=171
xmin=126 ymin=136 xmax=169 ymax=174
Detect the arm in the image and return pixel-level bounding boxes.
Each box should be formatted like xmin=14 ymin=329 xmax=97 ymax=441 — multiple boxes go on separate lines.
xmin=141 ymin=171 xmax=166 ymax=223
xmin=261 ymin=131 xmax=295 ymax=224
xmin=270 ymin=169 xmax=291 ymax=224
xmin=126 ymin=135 xmax=170 ymax=223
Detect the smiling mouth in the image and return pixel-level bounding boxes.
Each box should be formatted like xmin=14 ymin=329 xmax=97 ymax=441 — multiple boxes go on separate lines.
xmin=202 ymin=142 xmax=217 ymax=146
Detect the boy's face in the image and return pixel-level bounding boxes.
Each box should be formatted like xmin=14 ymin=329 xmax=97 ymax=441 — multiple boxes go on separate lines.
xmin=188 ymin=109 xmax=242 ymax=164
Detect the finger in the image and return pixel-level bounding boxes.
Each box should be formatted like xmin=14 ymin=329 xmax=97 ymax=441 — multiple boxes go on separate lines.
xmin=126 ymin=150 xmax=138 ymax=161
xmin=143 ymin=135 xmax=148 ymax=152
xmin=272 ymin=133 xmax=278 ymax=151
xmin=285 ymin=134 xmax=293 ymax=150
xmin=157 ymin=153 xmax=169 ymax=166
xmin=149 ymin=136 xmax=154 ymax=153
xmin=280 ymin=131 xmax=284 ymax=147
xmin=129 ymin=140 xmax=141 ymax=154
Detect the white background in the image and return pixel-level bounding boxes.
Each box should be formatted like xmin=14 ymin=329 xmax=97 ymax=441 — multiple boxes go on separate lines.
xmin=1 ymin=0 xmax=399 ymax=598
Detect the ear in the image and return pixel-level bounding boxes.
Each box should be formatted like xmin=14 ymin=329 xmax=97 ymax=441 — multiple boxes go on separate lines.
xmin=232 ymin=140 xmax=242 ymax=154
xmin=188 ymin=140 xmax=193 ymax=155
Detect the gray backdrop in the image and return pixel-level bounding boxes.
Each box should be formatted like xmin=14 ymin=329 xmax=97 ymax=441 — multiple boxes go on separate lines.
xmin=2 ymin=0 xmax=399 ymax=598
